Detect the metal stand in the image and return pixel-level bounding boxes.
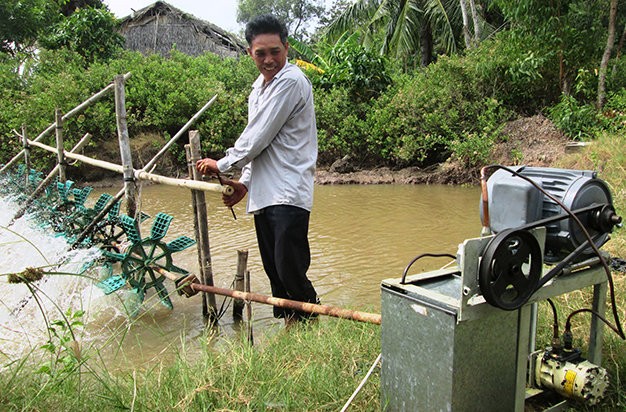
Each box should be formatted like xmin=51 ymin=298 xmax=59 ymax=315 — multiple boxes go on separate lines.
xmin=381 ymin=229 xmax=607 ymax=412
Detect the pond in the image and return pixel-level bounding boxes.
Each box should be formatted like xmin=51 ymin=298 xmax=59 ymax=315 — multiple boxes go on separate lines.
xmin=0 ymin=183 xmax=482 ymax=365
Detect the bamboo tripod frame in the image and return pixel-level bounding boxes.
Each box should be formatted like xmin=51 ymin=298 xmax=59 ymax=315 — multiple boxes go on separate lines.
xmin=7 ymin=73 xmax=383 ymax=329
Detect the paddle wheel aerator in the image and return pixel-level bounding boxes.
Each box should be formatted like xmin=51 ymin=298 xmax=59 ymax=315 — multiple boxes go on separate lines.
xmin=97 ymin=212 xmax=196 ymax=312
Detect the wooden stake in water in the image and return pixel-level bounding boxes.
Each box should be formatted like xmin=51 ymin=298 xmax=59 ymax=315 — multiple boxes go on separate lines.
xmin=233 ymin=249 xmax=249 ymax=319
xmin=245 ymin=269 xmax=254 ymax=344
xmin=55 ymin=109 xmax=66 ymax=183
xmin=187 ymin=132 xmax=217 ymax=320
xmin=114 ymin=74 xmax=137 ymax=219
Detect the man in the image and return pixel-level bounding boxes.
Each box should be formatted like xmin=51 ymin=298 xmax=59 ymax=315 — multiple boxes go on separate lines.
xmin=196 ymin=14 xmax=319 ymax=325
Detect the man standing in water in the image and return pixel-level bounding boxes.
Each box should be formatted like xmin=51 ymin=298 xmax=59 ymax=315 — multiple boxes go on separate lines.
xmin=196 ymin=14 xmax=319 ymax=326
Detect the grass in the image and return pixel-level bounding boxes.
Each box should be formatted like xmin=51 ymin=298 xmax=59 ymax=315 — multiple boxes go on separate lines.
xmin=0 ymin=318 xmax=380 ymax=411
xmin=1 ymin=130 xmax=625 ymax=411
xmin=547 ymin=130 xmax=626 ymax=411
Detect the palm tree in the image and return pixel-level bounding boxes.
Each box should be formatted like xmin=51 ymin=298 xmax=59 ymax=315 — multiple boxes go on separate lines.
xmin=322 ymin=0 xmax=464 ymax=67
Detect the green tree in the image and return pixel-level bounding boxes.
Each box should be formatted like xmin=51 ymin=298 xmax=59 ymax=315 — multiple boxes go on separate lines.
xmin=39 ymin=7 xmax=124 ymax=64
xmin=237 ymin=0 xmax=326 ymax=40
xmin=322 ymin=0 xmax=473 ymax=66
xmin=59 ymin=0 xmax=106 ymax=16
xmin=491 ymin=0 xmax=613 ymax=96
xmin=0 ymin=0 xmax=58 ymax=55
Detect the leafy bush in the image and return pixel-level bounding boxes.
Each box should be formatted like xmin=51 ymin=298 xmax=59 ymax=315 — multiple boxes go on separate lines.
xmin=467 ymin=31 xmax=559 ymax=113
xmin=547 ymin=94 xmax=600 ymax=140
xmin=366 ymin=56 xmax=511 ymax=167
xmin=303 ymin=35 xmax=393 ymax=104
xmin=314 ymin=87 xmax=371 ymax=164
xmin=0 ymin=48 xmax=257 ymax=168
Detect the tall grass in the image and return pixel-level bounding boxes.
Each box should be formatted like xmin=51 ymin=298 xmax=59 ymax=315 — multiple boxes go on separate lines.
xmin=0 ymin=318 xmax=380 ymax=411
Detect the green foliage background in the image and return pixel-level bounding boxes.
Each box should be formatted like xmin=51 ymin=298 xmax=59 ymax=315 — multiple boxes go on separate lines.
xmin=1 ymin=16 xmax=626 ymax=173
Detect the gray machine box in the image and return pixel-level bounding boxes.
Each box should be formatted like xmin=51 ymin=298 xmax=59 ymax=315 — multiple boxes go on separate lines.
xmin=381 ymin=231 xmax=607 ymax=412
xmin=381 ymin=272 xmax=519 ymax=411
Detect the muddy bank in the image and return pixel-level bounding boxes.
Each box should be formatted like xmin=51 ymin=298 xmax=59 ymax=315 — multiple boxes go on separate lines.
xmin=316 ymin=114 xmax=570 ymax=186
xmin=77 ymin=114 xmax=570 ymax=188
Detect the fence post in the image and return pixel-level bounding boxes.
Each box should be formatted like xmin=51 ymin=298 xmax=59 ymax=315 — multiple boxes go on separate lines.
xmin=233 ymin=249 xmax=249 ymax=319
xmin=114 ymin=74 xmax=137 ymax=218
xmin=245 ymin=269 xmax=253 ymax=344
xmin=186 ymin=131 xmax=217 ymax=320
xmin=55 ymin=109 xmax=66 ymax=183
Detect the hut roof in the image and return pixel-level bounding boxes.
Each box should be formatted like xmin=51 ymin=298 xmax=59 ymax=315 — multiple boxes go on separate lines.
xmin=119 ymin=1 xmax=246 ymax=57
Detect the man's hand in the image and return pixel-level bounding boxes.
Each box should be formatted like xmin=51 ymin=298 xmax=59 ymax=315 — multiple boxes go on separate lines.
xmin=221 ymin=179 xmax=248 ymax=208
xmin=196 ymin=158 xmax=219 ymax=175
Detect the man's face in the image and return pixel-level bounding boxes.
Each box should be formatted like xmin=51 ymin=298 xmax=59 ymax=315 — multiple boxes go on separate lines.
xmin=248 ymin=33 xmax=289 ymax=83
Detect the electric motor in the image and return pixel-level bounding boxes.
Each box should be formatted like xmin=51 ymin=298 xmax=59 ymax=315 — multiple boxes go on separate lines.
xmin=481 ymin=166 xmax=617 ymax=263
xmin=532 ymin=349 xmax=609 ymax=406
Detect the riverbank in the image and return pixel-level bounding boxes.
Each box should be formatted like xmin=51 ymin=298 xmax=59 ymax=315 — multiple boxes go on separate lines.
xmin=316 ymin=114 xmax=570 ymax=185
xmin=78 ymin=114 xmax=570 ymax=188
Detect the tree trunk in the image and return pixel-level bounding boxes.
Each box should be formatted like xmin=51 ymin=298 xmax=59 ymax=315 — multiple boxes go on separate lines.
xmin=469 ymin=0 xmax=481 ymax=45
xmin=612 ymin=24 xmax=626 ymax=74
xmin=460 ymin=0 xmax=472 ymax=49
xmin=597 ymin=0 xmax=618 ymax=110
xmin=420 ymin=22 xmax=434 ymax=66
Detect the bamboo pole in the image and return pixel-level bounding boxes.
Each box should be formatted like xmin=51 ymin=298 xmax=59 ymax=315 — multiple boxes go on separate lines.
xmin=245 ymin=269 xmax=253 ymax=343
xmin=135 ymin=171 xmax=232 ymax=193
xmin=27 ymin=139 xmax=233 ymax=194
xmin=233 ymin=249 xmax=249 ymax=319
xmin=9 ymin=134 xmax=91 ymax=226
xmin=55 ymin=109 xmax=66 ymax=183
xmin=0 ymin=72 xmax=131 ymax=174
xmin=21 ymin=125 xmax=30 ymax=186
xmin=185 ymin=144 xmax=207 ymax=316
xmin=114 ymin=75 xmax=137 ymax=219
xmin=189 ymin=131 xmax=217 ymax=319
xmin=189 ymin=283 xmax=382 ymax=325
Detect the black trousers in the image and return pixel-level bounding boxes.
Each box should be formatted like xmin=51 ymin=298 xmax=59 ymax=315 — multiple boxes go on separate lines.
xmin=254 ymin=205 xmax=318 ymax=319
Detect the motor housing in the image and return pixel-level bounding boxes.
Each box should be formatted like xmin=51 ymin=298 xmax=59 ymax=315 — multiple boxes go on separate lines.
xmin=481 ymin=166 xmax=615 ymax=262
xmin=531 ymin=348 xmax=609 ymax=406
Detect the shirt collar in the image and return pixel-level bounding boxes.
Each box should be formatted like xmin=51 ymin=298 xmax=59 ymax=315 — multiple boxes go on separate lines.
xmin=253 ymin=62 xmax=293 ymax=89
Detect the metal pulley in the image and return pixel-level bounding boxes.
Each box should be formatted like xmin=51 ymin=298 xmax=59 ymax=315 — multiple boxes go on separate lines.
xmin=478 ymin=228 xmax=543 ymax=310
xmin=478 ymin=166 xmax=622 ymax=310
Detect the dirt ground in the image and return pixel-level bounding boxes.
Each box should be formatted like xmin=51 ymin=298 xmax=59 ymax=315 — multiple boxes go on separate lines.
xmin=315 ymin=114 xmax=571 ymax=186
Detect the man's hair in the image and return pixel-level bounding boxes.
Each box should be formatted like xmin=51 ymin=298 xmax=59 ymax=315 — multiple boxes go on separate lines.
xmin=245 ymin=15 xmax=288 ymax=46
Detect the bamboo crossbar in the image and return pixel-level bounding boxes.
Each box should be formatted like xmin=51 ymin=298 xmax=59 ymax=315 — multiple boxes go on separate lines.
xmin=190 ymin=283 xmax=382 ymax=325
xmin=27 ymin=138 xmax=232 ymax=195
xmin=135 ymin=170 xmax=232 ymax=194
xmin=1 ymin=73 xmax=132 ymax=174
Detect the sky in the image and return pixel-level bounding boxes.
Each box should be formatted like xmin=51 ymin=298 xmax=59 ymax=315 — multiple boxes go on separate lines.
xmin=103 ymin=0 xmax=242 ymax=34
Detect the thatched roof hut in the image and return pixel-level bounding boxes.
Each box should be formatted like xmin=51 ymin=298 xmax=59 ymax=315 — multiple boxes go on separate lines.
xmin=119 ymin=1 xmax=246 ymax=58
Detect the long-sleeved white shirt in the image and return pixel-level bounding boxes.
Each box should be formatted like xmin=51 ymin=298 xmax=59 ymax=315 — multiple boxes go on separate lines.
xmin=216 ymin=62 xmax=317 ymax=213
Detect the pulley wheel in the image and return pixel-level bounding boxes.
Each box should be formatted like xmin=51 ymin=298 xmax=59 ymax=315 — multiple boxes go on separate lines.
xmin=479 ymin=229 xmax=543 ymax=310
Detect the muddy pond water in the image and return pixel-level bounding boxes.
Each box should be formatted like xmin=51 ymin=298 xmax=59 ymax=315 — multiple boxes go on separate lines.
xmin=0 ymin=183 xmax=482 ymax=365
